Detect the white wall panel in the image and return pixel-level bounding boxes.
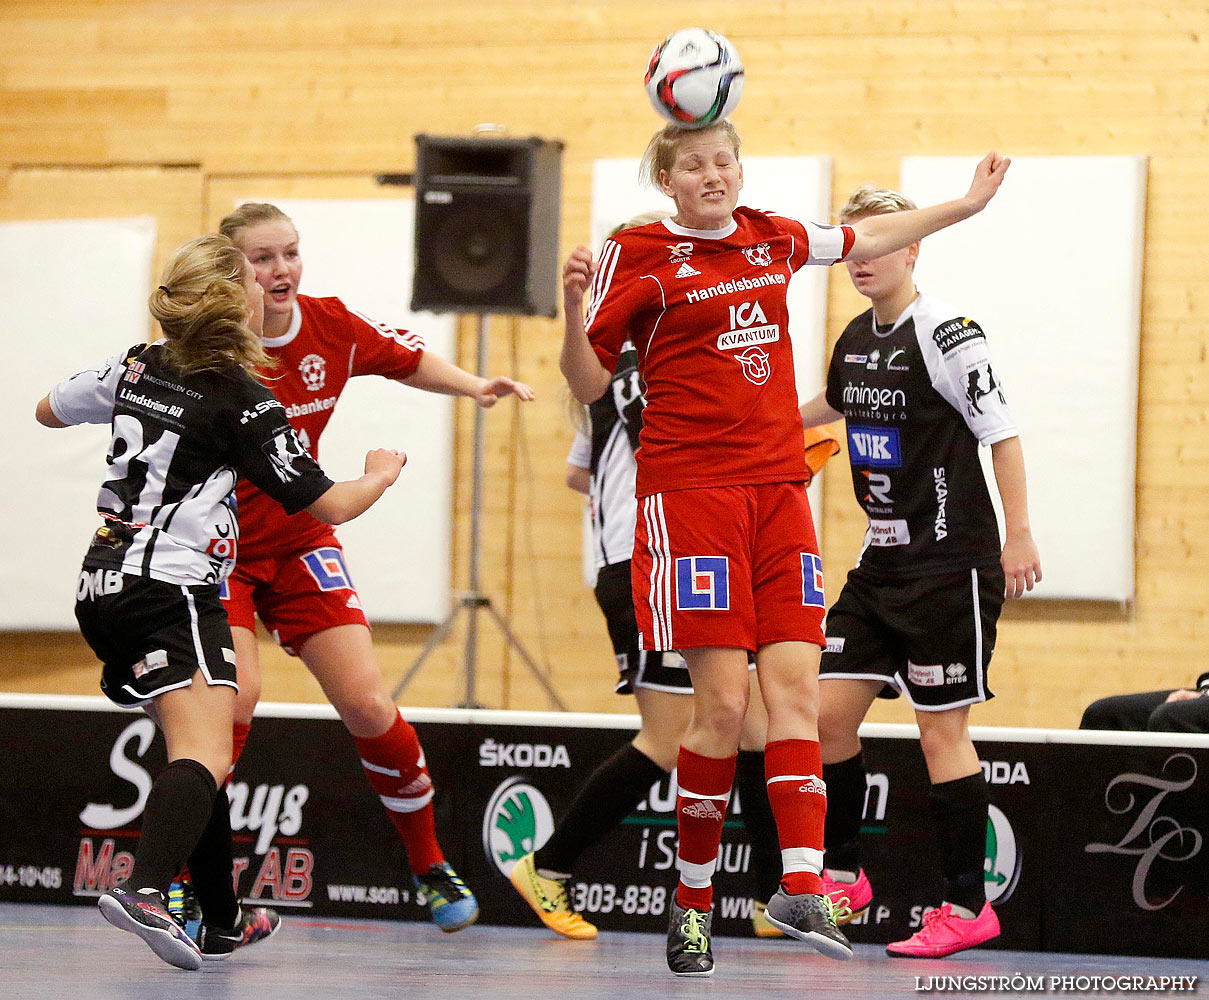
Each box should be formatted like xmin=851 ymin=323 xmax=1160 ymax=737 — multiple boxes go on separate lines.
xmin=900 ymin=156 xmax=1146 ymax=601
xmin=3 ymin=217 xmax=156 ymax=629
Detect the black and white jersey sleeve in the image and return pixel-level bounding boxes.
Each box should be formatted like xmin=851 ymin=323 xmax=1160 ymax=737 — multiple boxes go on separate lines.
xmin=70 ymin=342 xmax=331 ymax=588
xmin=216 ymin=375 xmax=334 ymax=516
xmin=48 ymin=348 xmax=131 ymax=426
xmin=920 ymin=311 xmax=1017 ymax=447
xmin=826 ymin=292 xmax=1016 ymax=577
xmin=583 ymin=340 xmax=643 ymax=570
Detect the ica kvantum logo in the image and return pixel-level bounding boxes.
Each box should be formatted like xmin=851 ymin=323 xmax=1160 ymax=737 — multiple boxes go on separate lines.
xmin=482 ymin=776 xmax=555 ymax=876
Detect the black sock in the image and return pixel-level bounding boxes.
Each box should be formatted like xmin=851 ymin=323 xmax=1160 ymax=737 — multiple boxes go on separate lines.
xmin=186 ymin=786 xmax=240 ymax=929
xmin=735 ymin=750 xmax=780 ymax=902
xmin=928 ymin=772 xmax=990 ymax=913
xmin=822 ymin=752 xmax=866 ymax=873
xmin=535 ymin=743 xmax=666 ymax=874
xmin=127 ymin=758 xmax=217 ymax=896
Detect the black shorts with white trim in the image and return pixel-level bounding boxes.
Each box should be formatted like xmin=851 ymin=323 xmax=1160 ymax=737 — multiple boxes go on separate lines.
xmin=594 ymin=560 xmax=693 ymax=695
xmin=74 ymin=569 xmax=238 ymax=708
xmin=820 ymin=564 xmax=1005 ymax=711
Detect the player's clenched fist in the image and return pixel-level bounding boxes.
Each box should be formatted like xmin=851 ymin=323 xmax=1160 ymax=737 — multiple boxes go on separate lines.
xmin=563 ymin=246 xmax=594 ymax=309
xmin=365 ymin=448 xmax=406 ymax=486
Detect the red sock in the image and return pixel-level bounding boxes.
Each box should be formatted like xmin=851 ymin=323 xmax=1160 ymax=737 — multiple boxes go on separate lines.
xmin=674 ymin=746 xmax=736 ymax=912
xmin=353 ymin=711 xmax=444 ymax=873
xmin=232 ymin=721 xmax=251 ymax=767
xmin=221 ymin=721 xmax=253 ymax=785
xmin=765 ymin=739 xmax=826 ymax=896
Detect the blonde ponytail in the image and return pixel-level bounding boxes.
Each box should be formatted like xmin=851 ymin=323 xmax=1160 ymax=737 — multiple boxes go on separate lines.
xmin=151 ymin=234 xmax=271 ymax=375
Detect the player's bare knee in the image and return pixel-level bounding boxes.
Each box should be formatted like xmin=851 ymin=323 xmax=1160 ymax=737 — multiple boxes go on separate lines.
xmin=765 ymin=678 xmax=819 ymax=732
xmin=695 ymin=693 xmax=748 ymax=743
xmin=917 ymin=719 xmax=968 ymax=762
xmin=817 ymin=703 xmax=856 ymax=747
xmin=338 ymin=690 xmax=397 ymax=737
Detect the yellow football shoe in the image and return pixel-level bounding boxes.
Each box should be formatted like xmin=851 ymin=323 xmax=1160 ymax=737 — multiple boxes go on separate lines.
xmin=508 ymin=853 xmax=597 ymax=940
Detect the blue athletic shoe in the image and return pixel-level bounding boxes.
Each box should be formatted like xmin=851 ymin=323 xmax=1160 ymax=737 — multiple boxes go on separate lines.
xmin=414 ymin=862 xmax=479 ymax=932
xmin=167 ymin=875 xmax=203 ymax=941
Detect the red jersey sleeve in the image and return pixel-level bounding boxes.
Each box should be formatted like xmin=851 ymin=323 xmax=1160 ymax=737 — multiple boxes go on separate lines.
xmin=583 ymin=237 xmax=661 ymax=374
xmin=340 ymin=302 xmax=425 ymax=381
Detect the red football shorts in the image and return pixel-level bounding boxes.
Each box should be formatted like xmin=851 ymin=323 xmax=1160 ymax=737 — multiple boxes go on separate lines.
xmin=221 ymin=533 xmax=369 ymax=656
xmin=632 ymin=481 xmax=825 ymax=653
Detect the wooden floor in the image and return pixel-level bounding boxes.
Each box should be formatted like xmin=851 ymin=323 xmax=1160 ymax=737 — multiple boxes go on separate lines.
xmin=3 ymin=902 xmax=1207 ymax=999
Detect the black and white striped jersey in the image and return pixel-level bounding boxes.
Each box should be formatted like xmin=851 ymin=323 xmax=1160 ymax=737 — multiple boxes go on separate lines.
xmin=825 ymin=292 xmax=1017 ymax=577
xmin=568 ymin=340 xmax=645 ymax=570
xmin=50 ymin=342 xmax=333 ymax=587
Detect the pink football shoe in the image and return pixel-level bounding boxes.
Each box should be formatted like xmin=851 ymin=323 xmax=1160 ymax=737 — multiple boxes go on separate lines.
xmin=819 ymin=869 xmax=873 ymax=925
xmin=886 ymin=901 xmax=1000 ymax=958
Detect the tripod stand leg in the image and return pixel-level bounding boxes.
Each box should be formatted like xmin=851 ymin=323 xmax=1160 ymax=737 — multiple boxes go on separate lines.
xmin=388 ymin=314 xmax=569 ymax=711
xmin=390 ymin=602 xmax=464 ymax=701
xmin=483 ymin=603 xmax=568 ymax=711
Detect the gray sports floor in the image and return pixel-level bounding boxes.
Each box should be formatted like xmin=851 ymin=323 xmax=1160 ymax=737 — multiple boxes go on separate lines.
xmin=3 ymin=902 xmax=1207 ymax=999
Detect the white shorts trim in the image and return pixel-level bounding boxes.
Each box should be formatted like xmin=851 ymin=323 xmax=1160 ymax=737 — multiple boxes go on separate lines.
xmin=642 ymin=494 xmax=674 ymax=650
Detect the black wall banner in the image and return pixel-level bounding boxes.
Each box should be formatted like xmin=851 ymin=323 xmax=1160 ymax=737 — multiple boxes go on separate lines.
xmin=1 ymin=696 xmax=1206 ymax=957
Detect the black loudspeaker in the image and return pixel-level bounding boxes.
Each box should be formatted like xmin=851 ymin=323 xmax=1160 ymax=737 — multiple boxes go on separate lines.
xmin=411 ymin=135 xmax=563 ymax=317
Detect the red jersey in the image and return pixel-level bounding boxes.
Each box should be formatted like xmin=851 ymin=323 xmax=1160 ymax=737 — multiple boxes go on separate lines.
xmin=585 ymin=207 xmax=854 ymax=498
xmin=235 ymin=294 xmax=423 ymax=559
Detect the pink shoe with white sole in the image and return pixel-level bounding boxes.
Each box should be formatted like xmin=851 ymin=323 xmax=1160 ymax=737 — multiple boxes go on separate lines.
xmin=886 ymin=901 xmax=1000 ymax=958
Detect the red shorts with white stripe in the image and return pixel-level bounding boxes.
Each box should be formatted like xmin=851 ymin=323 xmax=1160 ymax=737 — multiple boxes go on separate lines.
xmin=632 ymin=481 xmax=826 ymax=653
xmin=221 ymin=532 xmax=369 ymax=656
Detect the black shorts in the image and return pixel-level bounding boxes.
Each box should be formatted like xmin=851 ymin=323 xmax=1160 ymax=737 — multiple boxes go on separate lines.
xmin=74 ymin=569 xmax=238 ymax=709
xmin=819 ymin=565 xmax=1005 ymax=711
xmin=594 ymin=561 xmax=692 ymax=695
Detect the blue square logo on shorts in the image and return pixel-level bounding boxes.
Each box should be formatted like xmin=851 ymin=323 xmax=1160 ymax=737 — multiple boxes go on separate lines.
xmin=676 ymin=556 xmax=730 ymax=611
xmin=300 ymin=547 xmax=354 ymax=592
xmin=801 ymin=553 xmax=825 ymax=608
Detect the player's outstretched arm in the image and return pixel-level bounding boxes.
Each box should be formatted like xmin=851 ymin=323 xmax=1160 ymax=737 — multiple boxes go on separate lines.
xmin=402 ymin=352 xmax=535 ymax=408
xmin=990 ymin=435 xmax=1041 ymax=599
xmin=35 ymin=396 xmax=69 ymax=428
xmin=800 ymin=390 xmax=843 ymax=429
xmin=307 ymin=448 xmax=406 ymax=525
xmin=847 ymin=152 xmax=1010 ymax=262
xmin=560 ymin=246 xmax=611 ymax=404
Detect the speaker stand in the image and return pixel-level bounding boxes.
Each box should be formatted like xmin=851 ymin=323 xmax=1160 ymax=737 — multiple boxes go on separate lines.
xmin=391 ymin=315 xmax=567 ymax=711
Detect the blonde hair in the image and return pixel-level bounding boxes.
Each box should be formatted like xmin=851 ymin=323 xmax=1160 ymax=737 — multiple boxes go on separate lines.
xmin=607 ymin=210 xmax=670 ymax=241
xmin=640 ymin=120 xmax=741 ymax=190
xmin=218 ymin=202 xmax=295 ymax=247
xmin=838 ymin=185 xmax=918 ymax=224
xmin=564 ymin=387 xmax=589 ymax=434
xmin=150 ymin=234 xmax=271 ymax=375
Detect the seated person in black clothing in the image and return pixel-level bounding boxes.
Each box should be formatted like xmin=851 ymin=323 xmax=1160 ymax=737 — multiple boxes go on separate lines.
xmin=1080 ymin=674 xmax=1209 ymax=734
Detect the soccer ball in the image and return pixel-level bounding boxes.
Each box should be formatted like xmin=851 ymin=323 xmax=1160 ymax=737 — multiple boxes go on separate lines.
xmin=644 ymin=27 xmax=745 ymax=129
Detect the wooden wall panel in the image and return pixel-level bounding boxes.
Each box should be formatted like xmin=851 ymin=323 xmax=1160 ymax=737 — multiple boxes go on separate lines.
xmin=2 ymin=0 xmax=1207 ymax=727
xmin=0 ymin=165 xmax=202 ymax=283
